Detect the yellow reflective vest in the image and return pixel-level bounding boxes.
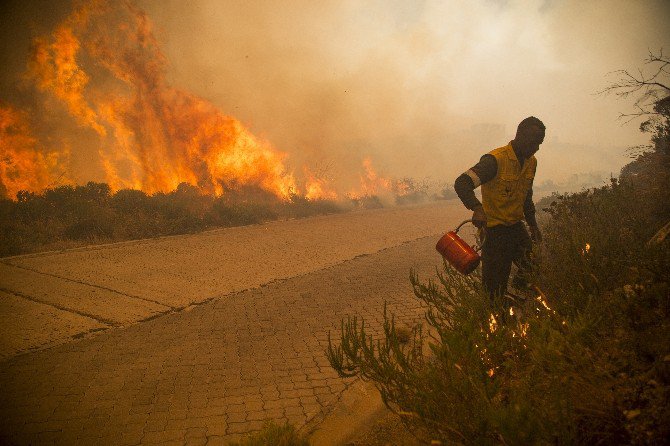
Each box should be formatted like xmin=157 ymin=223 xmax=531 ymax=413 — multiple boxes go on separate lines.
xmin=481 ymin=143 xmax=536 ymax=228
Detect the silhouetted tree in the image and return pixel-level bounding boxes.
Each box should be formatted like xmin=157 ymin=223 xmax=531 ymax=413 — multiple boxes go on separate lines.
xmin=601 ymin=49 xmax=670 ymax=155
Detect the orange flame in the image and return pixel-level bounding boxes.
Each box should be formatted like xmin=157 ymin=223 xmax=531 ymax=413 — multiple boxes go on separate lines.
xmin=358 ymin=157 xmax=392 ymax=197
xmin=0 ymin=104 xmax=67 ymax=199
xmin=304 ymin=167 xmax=338 ymax=200
xmin=24 ymin=0 xmax=296 ymax=199
xmin=5 ymin=1 xmax=412 ymax=203
xmin=348 ymin=157 xmax=415 ymax=200
xmin=27 ymin=3 xmax=105 ymax=136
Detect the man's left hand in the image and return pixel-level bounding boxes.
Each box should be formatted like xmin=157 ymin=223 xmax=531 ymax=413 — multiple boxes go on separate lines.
xmin=529 ymin=225 xmax=542 ymax=243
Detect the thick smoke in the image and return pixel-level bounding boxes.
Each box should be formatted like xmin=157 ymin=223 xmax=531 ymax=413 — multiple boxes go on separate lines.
xmin=140 ymin=0 xmax=669 ymax=185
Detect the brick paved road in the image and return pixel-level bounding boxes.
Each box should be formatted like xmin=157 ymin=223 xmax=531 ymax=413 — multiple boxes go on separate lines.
xmin=0 ymin=200 xmax=466 ymax=359
xmin=0 ymin=235 xmax=447 ymax=445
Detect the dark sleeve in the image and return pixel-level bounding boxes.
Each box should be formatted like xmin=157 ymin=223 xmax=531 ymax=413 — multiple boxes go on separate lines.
xmin=454 ymin=155 xmax=497 ymax=210
xmin=470 ymin=154 xmax=497 ymax=184
xmin=524 ymin=184 xmax=538 ymax=227
xmin=454 ymin=174 xmax=480 ymax=210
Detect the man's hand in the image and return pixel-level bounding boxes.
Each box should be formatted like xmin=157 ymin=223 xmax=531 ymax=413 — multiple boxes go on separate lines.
xmin=472 ymin=205 xmax=487 ymax=228
xmin=529 ymin=225 xmax=542 ymax=243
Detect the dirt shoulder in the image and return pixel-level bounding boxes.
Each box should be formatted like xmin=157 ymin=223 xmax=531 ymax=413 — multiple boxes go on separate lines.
xmin=309 ymin=380 xmax=423 ymax=446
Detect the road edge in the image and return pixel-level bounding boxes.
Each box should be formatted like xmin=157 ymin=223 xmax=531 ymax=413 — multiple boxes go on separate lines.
xmin=305 ymin=379 xmax=386 ymax=446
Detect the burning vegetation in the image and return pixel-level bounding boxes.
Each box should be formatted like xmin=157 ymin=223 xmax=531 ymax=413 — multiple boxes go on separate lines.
xmin=19 ymin=0 xmax=296 ymax=198
xmin=1 ymin=0 xmax=436 ymax=205
xmin=0 ymin=1 xmax=454 ymax=256
xmin=0 ymin=104 xmax=68 ymax=199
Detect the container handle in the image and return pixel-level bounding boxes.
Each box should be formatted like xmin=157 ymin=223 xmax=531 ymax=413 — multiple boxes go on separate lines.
xmin=454 ymin=219 xmax=485 ymax=252
xmin=454 ymin=219 xmax=474 ymax=233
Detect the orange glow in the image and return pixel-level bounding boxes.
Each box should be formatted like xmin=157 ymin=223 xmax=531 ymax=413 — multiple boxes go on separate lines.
xmin=304 ymin=167 xmax=338 ymax=200
xmin=488 ymin=313 xmax=498 ymax=333
xmin=360 ymin=157 xmax=392 ymax=196
xmin=348 ymin=157 xmax=416 ymax=200
xmin=536 ymin=295 xmax=552 ymax=312
xmin=27 ymin=3 xmax=105 ymax=136
xmin=0 ymin=104 xmax=67 ymax=199
xmin=23 ymin=1 xmax=296 ymax=199
xmin=5 ymin=1 xmax=411 ymax=203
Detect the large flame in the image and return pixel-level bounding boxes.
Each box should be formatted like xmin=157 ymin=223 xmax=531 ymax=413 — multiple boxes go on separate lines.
xmin=23 ymin=0 xmax=296 ymax=198
xmin=2 ymin=1 xmax=412 ymax=203
xmin=0 ymin=104 xmax=67 ymax=199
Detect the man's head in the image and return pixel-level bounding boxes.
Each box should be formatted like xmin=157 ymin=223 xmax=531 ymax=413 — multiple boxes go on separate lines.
xmin=513 ymin=116 xmax=545 ymax=158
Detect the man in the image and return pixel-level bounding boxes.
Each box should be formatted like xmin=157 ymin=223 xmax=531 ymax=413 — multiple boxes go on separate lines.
xmin=454 ymin=116 xmax=545 ymax=302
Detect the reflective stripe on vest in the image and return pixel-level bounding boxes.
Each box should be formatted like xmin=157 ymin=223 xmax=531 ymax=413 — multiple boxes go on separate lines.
xmin=481 ymin=143 xmax=536 ymax=227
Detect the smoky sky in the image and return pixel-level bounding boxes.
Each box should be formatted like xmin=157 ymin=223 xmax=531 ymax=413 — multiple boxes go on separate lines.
xmin=2 ymin=0 xmax=669 ymax=191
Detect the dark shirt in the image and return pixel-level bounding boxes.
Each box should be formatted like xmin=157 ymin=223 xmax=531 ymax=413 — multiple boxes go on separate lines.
xmin=454 ymin=147 xmax=537 ymax=227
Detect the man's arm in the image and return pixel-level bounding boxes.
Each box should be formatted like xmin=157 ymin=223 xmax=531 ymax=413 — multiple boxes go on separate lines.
xmin=524 ymin=184 xmax=542 ymax=242
xmin=454 ymin=154 xmax=497 ymax=227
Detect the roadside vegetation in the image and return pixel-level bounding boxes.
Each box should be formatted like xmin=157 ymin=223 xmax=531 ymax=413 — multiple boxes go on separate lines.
xmin=0 ymin=170 xmax=457 ymax=257
xmin=328 ymin=52 xmax=670 ymax=445
xmin=0 ymin=182 xmax=348 ymax=257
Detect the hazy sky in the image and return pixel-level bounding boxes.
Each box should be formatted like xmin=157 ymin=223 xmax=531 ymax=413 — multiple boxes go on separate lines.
xmin=1 ymin=0 xmax=669 ymax=191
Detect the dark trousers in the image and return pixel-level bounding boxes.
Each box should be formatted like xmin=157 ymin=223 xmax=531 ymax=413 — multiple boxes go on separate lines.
xmin=481 ymin=222 xmax=533 ymax=303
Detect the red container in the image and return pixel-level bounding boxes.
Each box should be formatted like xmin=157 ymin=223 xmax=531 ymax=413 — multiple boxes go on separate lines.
xmin=436 ymin=229 xmax=481 ymax=275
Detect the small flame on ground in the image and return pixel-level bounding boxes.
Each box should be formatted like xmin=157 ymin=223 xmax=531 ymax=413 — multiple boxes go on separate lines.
xmin=348 ymin=157 xmax=392 ymax=199
xmin=518 ymin=322 xmax=529 ymax=338
xmin=488 ymin=314 xmax=498 ymax=333
xmin=347 ymin=157 xmax=413 ymax=200
xmin=536 ymin=295 xmax=552 ymax=312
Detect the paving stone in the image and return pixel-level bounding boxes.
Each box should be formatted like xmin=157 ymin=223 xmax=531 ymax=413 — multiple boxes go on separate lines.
xmin=141 ymin=429 xmax=185 ymax=443
xmin=0 ymin=291 xmax=108 ymax=361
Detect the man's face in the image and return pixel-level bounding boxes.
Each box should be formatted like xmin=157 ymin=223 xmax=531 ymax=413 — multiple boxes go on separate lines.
xmin=517 ymin=125 xmax=545 ymax=158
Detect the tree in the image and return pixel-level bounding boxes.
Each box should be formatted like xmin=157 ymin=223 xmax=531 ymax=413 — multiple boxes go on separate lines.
xmin=601 ymin=49 xmax=670 ymax=155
